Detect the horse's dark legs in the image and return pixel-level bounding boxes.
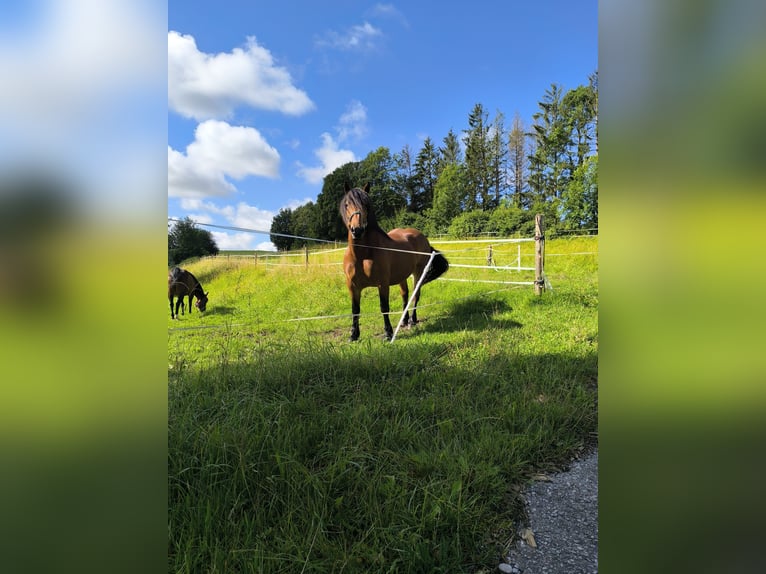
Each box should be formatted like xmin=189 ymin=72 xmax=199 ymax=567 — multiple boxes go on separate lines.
xmin=399 ymin=281 xmax=411 ymax=326
xmin=175 ymin=298 xmax=183 ymax=317
xmin=187 ymin=294 xmax=193 ymax=314
xmin=170 ymin=296 xmax=175 ymax=319
xmin=411 ymin=283 xmax=422 ymax=325
xmin=350 ymin=291 xmax=361 ymax=342
xmin=379 ymin=285 xmax=393 ymax=340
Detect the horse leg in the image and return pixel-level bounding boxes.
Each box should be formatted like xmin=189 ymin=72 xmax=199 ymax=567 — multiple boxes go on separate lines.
xmin=169 ymin=295 xmax=175 ymax=319
xmin=411 ymin=283 xmax=422 ymax=325
xmin=379 ymin=285 xmax=394 ymax=340
xmin=175 ymin=297 xmax=183 ymax=317
xmin=399 ymin=280 xmax=411 ymax=326
xmin=187 ymin=294 xmax=193 ymax=314
xmin=349 ymin=289 xmax=361 ymax=342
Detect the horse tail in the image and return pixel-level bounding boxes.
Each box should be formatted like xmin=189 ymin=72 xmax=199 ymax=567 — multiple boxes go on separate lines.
xmin=422 ymin=250 xmax=449 ymax=284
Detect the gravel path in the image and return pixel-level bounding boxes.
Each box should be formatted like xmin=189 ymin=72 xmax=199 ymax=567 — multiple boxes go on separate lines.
xmin=501 ymin=449 xmax=598 ymax=574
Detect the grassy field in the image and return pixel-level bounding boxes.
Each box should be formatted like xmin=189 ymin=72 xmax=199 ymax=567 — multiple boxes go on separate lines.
xmin=168 ymin=236 xmax=598 ymax=573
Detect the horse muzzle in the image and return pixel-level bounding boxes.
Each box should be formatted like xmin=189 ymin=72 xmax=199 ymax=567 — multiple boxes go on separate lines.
xmin=350 ymin=226 xmax=366 ymax=239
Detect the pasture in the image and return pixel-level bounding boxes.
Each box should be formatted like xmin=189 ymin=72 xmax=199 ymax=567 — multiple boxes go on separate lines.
xmin=168 ymin=236 xmax=598 ymax=572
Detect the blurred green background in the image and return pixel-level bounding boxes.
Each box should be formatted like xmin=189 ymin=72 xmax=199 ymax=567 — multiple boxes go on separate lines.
xmin=600 ymin=0 xmax=766 ymax=572
xmin=1 ymin=1 xmax=765 ymax=573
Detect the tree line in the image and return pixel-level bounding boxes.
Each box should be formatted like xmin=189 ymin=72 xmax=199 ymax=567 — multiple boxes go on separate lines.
xmin=270 ymin=73 xmax=598 ymax=251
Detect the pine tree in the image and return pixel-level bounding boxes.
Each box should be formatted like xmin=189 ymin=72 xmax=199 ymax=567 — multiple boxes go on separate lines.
xmin=393 ymin=145 xmax=415 ymax=211
xmin=508 ymin=113 xmax=529 ymax=208
xmin=462 ymin=103 xmax=492 ymax=209
xmin=529 ymin=84 xmax=570 ymax=203
xmin=488 ymin=110 xmax=508 ymax=209
xmin=438 ymin=128 xmax=462 ymax=172
xmin=412 ymin=137 xmax=439 ymax=212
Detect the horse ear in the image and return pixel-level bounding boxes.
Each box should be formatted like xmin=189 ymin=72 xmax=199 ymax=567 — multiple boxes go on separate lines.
xmin=344 ymin=182 xmax=351 ymax=192
xmin=363 ymin=182 xmax=370 ymax=193
xmin=205 ymin=291 xmax=209 ymax=297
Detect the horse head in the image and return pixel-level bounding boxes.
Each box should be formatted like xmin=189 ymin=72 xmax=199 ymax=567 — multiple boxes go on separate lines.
xmin=195 ymin=291 xmax=209 ymax=312
xmin=341 ymin=182 xmax=371 ymax=240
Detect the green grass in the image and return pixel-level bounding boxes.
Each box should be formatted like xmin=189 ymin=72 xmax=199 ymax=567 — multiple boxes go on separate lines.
xmin=168 ymin=236 xmax=598 ymax=572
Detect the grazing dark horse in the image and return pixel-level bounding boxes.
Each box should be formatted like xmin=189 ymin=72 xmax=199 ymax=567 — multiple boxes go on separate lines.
xmin=340 ymin=183 xmax=448 ymax=341
xmin=168 ymin=266 xmax=208 ymax=319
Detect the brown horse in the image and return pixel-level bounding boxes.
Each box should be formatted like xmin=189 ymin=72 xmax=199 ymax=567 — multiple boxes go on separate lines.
xmin=168 ymin=266 xmax=208 ymax=319
xmin=340 ymin=183 xmax=448 ymax=341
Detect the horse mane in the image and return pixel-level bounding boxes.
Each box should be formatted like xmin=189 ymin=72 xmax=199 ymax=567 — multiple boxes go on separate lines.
xmin=340 ymin=184 xmax=380 ymax=230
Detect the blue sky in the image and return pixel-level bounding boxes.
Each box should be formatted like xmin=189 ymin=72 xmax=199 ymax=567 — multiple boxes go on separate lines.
xmin=168 ymin=1 xmax=597 ymax=251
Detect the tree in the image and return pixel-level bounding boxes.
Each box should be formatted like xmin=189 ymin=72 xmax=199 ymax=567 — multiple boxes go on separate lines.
xmin=529 ymin=84 xmax=570 ymax=204
xmin=438 ymin=128 xmax=462 ymax=172
xmin=392 ymin=145 xmax=416 ymax=212
xmin=448 ymin=209 xmax=490 ymax=239
xmin=429 ymin=163 xmax=467 ymax=234
xmin=560 ymin=154 xmax=598 ymax=231
xmin=315 ymin=161 xmax=362 ymax=240
xmin=488 ymin=110 xmax=508 ymax=209
xmin=411 ymin=137 xmax=439 ymax=213
xmin=488 ymin=205 xmax=525 ymax=236
xmin=291 ymin=202 xmax=320 ymax=248
xmin=358 ymin=147 xmax=405 ymax=230
xmin=508 ymin=113 xmax=529 ymax=209
xmin=270 ymin=208 xmax=294 ymax=251
xmin=463 ymin=103 xmax=492 ymax=209
xmin=168 ymin=217 xmax=219 ymax=265
xmin=562 ymin=83 xmax=597 ymax=175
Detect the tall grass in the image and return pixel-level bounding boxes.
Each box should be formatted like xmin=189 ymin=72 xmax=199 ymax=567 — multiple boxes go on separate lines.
xmin=168 ymin=236 xmax=598 ymax=572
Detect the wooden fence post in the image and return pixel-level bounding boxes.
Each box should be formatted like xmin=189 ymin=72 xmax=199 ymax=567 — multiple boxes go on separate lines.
xmin=305 ymin=245 xmax=309 ymax=268
xmin=534 ymin=214 xmax=545 ymax=295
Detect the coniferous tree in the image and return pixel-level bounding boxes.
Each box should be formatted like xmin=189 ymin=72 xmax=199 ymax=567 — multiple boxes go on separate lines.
xmin=393 ymin=145 xmax=416 ymax=211
xmin=412 ymin=137 xmax=439 ymax=213
xmin=508 ymin=113 xmax=529 ymax=209
xmin=529 ymin=84 xmax=570 ymax=204
xmin=488 ymin=110 xmax=508 ymax=209
xmin=589 ymin=71 xmax=598 ymax=154
xmin=438 ymin=129 xmax=462 ymax=172
xmin=463 ymin=103 xmax=492 ymax=209
xmin=562 ymin=84 xmax=597 ymax=177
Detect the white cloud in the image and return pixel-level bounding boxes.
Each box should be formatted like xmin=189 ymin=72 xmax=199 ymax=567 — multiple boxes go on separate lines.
xmin=0 ymin=0 xmax=163 ymax=123
xmin=231 ymin=203 xmax=274 ymax=232
xmin=337 ymin=100 xmax=368 ymax=142
xmin=255 ymin=241 xmax=277 ymax=251
xmin=285 ymin=197 xmax=315 ymax=210
xmin=169 ymin=120 xmax=280 ymax=199
xmin=296 ymin=133 xmax=356 ymax=184
xmin=295 ymin=100 xmax=367 ymax=184
xmin=0 ymin=1 xmax=165 ymax=221
xmin=168 ymin=146 xmax=235 ymax=198
xmin=316 ymin=21 xmax=383 ymax=51
xmin=369 ymin=4 xmax=409 ymax=28
xmin=186 ymin=201 xmax=278 ymax=252
xmin=184 ymin=213 xmax=215 ymax=225
xmin=210 ymin=231 xmax=276 ymax=251
xmin=168 ymin=31 xmax=315 ymax=120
